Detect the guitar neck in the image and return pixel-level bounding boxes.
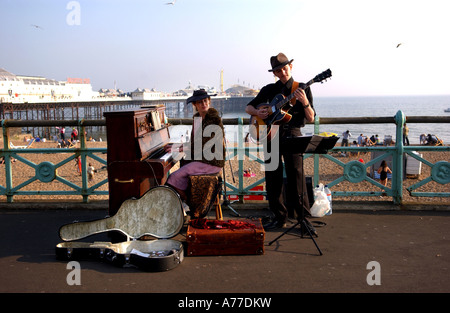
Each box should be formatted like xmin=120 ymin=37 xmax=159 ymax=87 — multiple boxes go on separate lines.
xmin=279 ymin=79 xmax=314 ymax=109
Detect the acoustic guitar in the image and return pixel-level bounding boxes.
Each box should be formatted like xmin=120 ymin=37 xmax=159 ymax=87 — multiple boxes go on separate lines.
xmin=249 ymin=69 xmax=332 ymax=143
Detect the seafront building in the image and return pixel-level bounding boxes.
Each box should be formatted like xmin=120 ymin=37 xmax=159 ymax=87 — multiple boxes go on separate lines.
xmin=1 ymin=68 xmax=258 ymax=104
xmin=0 ymin=68 xmax=221 ymax=103
xmin=0 ymin=68 xmax=98 ymax=103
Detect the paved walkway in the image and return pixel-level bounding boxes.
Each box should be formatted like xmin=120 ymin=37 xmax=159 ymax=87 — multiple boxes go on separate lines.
xmin=0 ymin=201 xmax=449 ymax=295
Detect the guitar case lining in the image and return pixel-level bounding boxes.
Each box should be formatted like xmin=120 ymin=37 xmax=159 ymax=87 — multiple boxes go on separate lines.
xmin=55 ymin=186 xmax=185 ymax=271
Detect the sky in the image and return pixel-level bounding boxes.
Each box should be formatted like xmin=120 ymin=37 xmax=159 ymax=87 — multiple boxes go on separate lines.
xmin=1 ymin=0 xmax=450 ymax=97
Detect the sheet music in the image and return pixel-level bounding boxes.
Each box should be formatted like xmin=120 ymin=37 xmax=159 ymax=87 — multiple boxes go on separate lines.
xmin=151 ymin=111 xmax=162 ymax=130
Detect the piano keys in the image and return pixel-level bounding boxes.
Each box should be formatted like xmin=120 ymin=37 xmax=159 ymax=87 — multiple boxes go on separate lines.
xmin=104 ymin=106 xmax=184 ymax=216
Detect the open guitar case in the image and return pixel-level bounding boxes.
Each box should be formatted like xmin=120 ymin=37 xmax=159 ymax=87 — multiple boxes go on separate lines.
xmin=55 ymin=186 xmax=185 ymax=272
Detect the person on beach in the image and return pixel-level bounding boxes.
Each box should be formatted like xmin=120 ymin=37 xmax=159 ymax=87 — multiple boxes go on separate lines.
xmin=71 ymin=128 xmax=79 ymax=142
xmin=74 ymin=156 xmax=81 ymax=175
xmin=165 ymin=89 xmax=225 ymax=201
xmin=245 ymin=52 xmax=315 ymax=230
xmin=56 ymin=127 xmax=65 ymax=141
xmin=377 ymin=160 xmax=392 ymax=187
xmin=357 ymin=134 xmax=364 ymax=146
xmin=350 ymin=140 xmax=359 ymax=156
xmin=342 ymin=130 xmax=351 ymax=147
xmin=87 ymin=163 xmax=95 ymax=181
xmin=420 ymin=133 xmax=427 ymax=145
xmin=403 ymin=123 xmax=410 ymax=146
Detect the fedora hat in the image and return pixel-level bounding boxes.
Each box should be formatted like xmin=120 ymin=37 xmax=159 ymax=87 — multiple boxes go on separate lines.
xmin=186 ymin=89 xmax=216 ymax=104
xmin=268 ymin=53 xmax=294 ymax=72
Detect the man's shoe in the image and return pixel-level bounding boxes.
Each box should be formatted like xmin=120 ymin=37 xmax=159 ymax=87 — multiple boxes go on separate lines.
xmin=263 ymin=220 xmax=286 ymax=230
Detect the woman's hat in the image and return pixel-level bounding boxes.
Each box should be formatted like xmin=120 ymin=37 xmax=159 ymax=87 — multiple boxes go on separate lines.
xmin=186 ymin=89 xmax=216 ymax=103
xmin=268 ymin=53 xmax=294 ymax=72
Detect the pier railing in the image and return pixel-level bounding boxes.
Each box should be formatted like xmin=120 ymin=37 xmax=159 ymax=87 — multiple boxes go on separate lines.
xmin=1 ymin=110 xmax=449 ymax=205
xmin=1 ymin=119 xmax=108 ymax=203
xmin=212 ymin=111 xmax=449 ymax=205
xmin=310 ymin=111 xmax=449 ymax=204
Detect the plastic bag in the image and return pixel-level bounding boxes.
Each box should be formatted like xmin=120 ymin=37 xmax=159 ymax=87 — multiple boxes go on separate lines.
xmin=310 ymin=184 xmax=330 ymax=217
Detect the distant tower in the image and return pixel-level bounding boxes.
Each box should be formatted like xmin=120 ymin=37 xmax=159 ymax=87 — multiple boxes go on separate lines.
xmin=220 ymin=69 xmax=224 ymax=93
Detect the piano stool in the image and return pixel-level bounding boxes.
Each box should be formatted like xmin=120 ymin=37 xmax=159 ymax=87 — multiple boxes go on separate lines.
xmin=187 ymin=174 xmax=223 ymax=220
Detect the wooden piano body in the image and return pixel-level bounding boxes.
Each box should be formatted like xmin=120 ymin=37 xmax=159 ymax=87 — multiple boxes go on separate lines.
xmin=104 ymin=106 xmax=182 ymax=216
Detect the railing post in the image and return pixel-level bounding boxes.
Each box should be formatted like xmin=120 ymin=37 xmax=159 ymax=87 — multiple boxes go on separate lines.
xmin=313 ymin=116 xmax=321 ymax=186
xmin=79 ymin=120 xmax=89 ymax=203
xmin=1 ymin=120 xmax=13 ymax=203
xmin=237 ymin=117 xmax=244 ymax=203
xmin=393 ymin=110 xmax=406 ymax=204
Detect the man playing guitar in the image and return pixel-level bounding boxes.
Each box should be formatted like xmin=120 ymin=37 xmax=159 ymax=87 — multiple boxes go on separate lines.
xmin=245 ymin=53 xmax=315 ymax=230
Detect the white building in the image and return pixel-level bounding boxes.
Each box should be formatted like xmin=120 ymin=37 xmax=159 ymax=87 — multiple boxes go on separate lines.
xmin=0 ymin=68 xmax=98 ymax=103
xmin=172 ymin=82 xmax=218 ymax=97
xmin=131 ymin=88 xmax=162 ymax=100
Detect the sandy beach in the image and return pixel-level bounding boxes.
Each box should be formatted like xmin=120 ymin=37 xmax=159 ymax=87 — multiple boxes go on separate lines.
xmin=1 ymin=137 xmax=448 ymax=205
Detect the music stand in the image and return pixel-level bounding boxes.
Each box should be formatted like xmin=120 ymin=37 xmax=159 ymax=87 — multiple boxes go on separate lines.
xmin=268 ymin=135 xmax=339 ymax=256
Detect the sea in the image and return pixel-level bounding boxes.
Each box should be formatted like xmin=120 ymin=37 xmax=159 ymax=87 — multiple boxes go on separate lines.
xmin=168 ymin=94 xmax=450 ymax=145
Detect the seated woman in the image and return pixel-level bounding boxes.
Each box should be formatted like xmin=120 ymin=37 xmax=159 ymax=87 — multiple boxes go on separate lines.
xmin=165 ymin=89 xmax=225 ymax=201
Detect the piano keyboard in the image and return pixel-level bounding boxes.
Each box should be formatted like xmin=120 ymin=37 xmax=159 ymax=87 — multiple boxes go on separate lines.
xmin=160 ymin=153 xmax=171 ymax=162
xmin=149 ymin=145 xmax=185 ymax=163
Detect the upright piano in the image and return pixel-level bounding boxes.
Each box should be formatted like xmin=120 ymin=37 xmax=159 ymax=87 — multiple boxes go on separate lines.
xmin=104 ymin=106 xmax=184 ymax=216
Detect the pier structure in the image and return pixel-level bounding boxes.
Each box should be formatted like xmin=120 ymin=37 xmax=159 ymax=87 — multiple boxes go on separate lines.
xmin=0 ymin=96 xmax=252 ymax=139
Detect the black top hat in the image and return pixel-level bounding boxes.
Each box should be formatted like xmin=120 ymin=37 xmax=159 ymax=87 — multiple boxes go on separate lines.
xmin=186 ymin=89 xmax=216 ymax=104
xmin=268 ymin=53 xmax=294 ymax=72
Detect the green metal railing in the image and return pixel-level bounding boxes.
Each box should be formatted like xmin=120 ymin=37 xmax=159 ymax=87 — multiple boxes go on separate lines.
xmin=220 ymin=111 xmax=449 ymax=205
xmin=309 ymin=111 xmax=449 ymax=204
xmin=1 ymin=119 xmax=108 ymax=203
xmin=1 ymin=111 xmax=449 ymax=204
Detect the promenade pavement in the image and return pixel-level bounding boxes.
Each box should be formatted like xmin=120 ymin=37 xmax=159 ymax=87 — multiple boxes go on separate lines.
xmin=0 ymin=200 xmax=449 ymax=295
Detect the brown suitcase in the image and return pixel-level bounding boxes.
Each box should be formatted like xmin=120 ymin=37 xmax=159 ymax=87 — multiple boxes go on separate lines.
xmin=186 ymin=218 xmax=265 ymax=256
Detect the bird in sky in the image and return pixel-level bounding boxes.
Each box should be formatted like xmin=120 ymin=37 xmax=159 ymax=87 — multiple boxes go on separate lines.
xmin=165 ymin=0 xmax=176 ymax=5
xmin=30 ymin=24 xmax=44 ymax=30
xmin=396 ymin=43 xmax=402 ymax=48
